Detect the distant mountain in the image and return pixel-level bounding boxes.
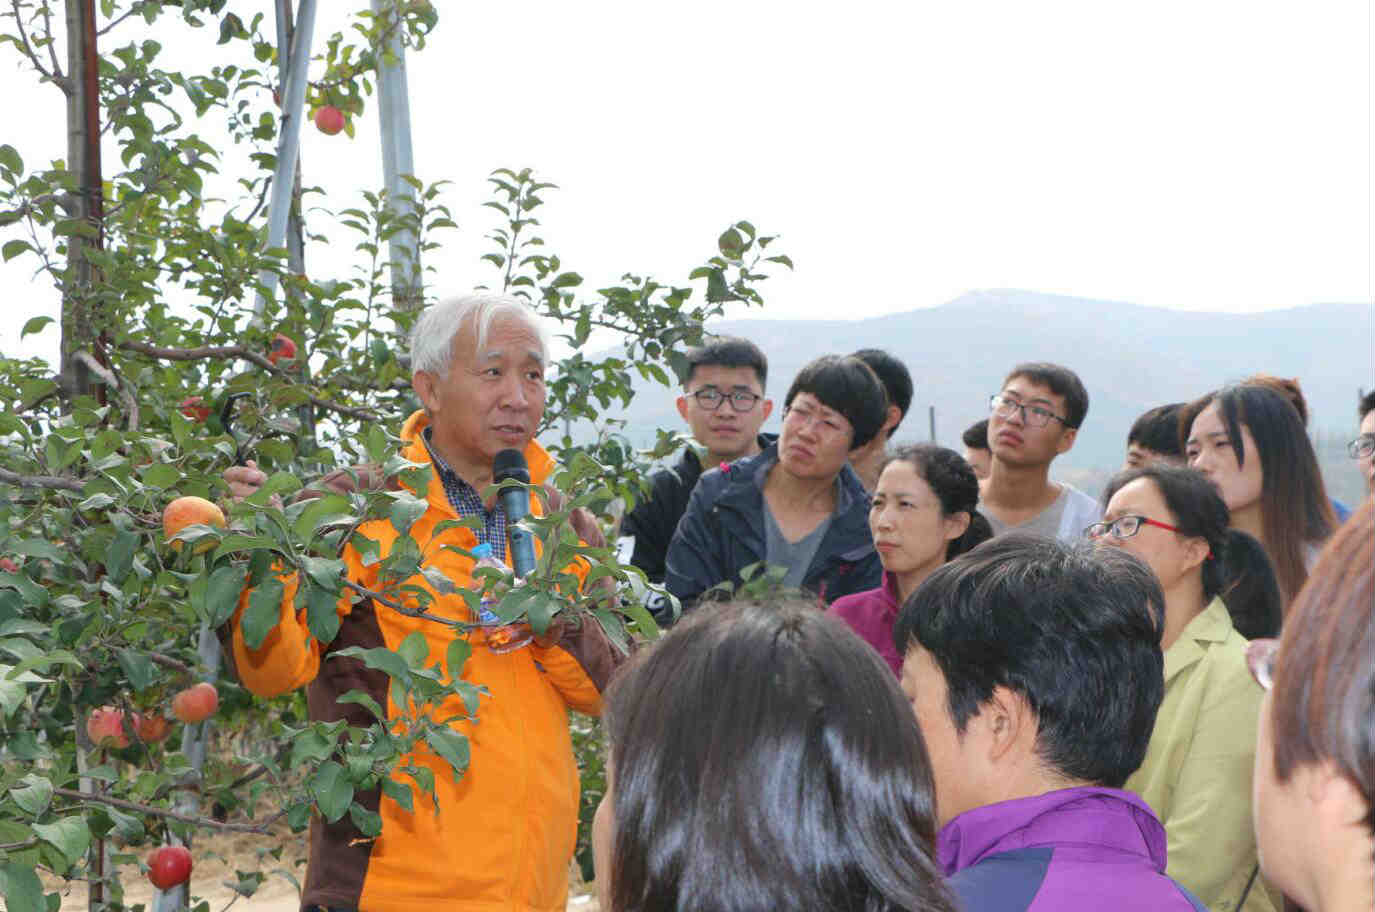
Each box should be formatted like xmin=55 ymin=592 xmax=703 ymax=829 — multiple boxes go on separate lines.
xmin=575 ymin=290 xmax=1374 ymax=503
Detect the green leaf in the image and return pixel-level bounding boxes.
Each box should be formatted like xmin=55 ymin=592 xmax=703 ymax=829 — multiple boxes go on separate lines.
xmin=18 ymin=316 xmax=52 ymax=339
xmin=0 ymin=863 xmax=44 ymax=912
xmin=0 ymin=144 xmax=22 ymax=175
xmin=115 ymin=649 xmax=158 ymax=692
xmin=309 ymin=760 xmax=353 ymax=823
xmin=332 ymin=645 xmax=409 ymax=681
xmin=76 ymin=493 xmax=116 ymax=511
xmin=2 ymin=240 xmax=32 ymax=262
xmin=104 ymin=530 xmax=139 ymax=584
xmin=7 ymin=540 xmax=61 ymax=563
xmin=717 ymin=226 xmax=745 ymax=259
xmin=302 ymin=556 xmax=346 ymax=590
xmin=389 ymin=493 xmax=428 ymax=536
xmin=205 ymin=563 xmax=247 ymax=627
xmin=425 ymin=728 xmax=470 ymax=780
xmin=395 ymin=631 xmax=428 ymax=669
xmin=138 ymin=463 xmax=182 ymax=489
xmin=380 ymin=776 xmax=414 ymax=813
xmin=305 ymin=583 xmax=340 ymax=645
xmin=348 ymin=802 xmax=383 ymax=837
xmin=9 ymin=774 xmax=53 ymax=817
xmin=0 ymin=665 xmax=47 ymax=718
xmin=288 ymin=726 xmax=337 ymax=768
xmin=32 ymin=816 xmax=91 ymax=867
xmin=241 ymin=576 xmax=285 ymax=650
xmin=337 ymin=688 xmax=384 ymax=721
xmin=444 ymin=638 xmax=471 ymax=678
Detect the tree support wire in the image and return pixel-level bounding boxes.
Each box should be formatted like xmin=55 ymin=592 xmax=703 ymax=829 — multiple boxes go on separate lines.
xmin=372 ymin=0 xmax=423 ymax=312
xmin=253 ymin=0 xmax=318 ymax=319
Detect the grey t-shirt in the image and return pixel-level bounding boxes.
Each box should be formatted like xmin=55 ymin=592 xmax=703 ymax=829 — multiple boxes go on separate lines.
xmin=764 ymin=502 xmax=832 ymax=590
xmin=979 ymin=482 xmax=1102 ymax=543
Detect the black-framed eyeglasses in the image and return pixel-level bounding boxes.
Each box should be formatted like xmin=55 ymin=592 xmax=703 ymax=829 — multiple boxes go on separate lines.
xmin=1348 ymin=434 xmax=1375 ymax=460
xmin=1084 ymin=514 xmax=1182 ymax=540
xmin=1246 ymin=638 xmax=1279 ymax=691
xmin=690 ymin=387 xmax=763 ymax=413
xmin=989 ymin=394 xmax=1068 ymax=428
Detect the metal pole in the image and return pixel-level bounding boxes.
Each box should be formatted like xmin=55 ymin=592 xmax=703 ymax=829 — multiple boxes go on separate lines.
xmin=928 ymin=405 xmax=936 ymax=443
xmin=371 ymin=0 xmax=423 ymax=312
xmin=254 ymin=0 xmax=318 ymax=319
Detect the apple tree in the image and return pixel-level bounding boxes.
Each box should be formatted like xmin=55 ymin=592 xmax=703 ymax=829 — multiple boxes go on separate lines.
xmin=0 ymin=2 xmax=790 ymax=910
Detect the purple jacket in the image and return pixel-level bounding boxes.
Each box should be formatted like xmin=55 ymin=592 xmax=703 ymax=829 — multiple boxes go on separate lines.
xmin=939 ymin=787 xmax=1207 ymax=912
xmin=828 ymin=572 xmax=903 ymax=675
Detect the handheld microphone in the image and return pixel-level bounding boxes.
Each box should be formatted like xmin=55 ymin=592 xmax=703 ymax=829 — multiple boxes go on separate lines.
xmin=493 ymin=449 xmax=536 ymax=579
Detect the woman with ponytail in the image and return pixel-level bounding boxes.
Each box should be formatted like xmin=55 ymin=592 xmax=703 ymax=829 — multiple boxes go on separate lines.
xmin=830 ymin=444 xmax=992 ymax=675
xmin=1090 ymin=464 xmax=1281 ymax=912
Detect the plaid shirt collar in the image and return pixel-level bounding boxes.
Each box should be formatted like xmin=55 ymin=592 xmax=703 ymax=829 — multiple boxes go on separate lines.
xmin=420 ymin=427 xmax=506 ymax=562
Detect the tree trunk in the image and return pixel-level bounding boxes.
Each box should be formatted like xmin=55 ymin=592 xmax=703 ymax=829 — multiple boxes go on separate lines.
xmin=60 ymin=0 xmax=104 ymax=405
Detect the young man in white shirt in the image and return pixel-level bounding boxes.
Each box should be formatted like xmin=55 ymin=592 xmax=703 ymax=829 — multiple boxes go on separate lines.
xmin=978 ymin=362 xmax=1100 ymax=541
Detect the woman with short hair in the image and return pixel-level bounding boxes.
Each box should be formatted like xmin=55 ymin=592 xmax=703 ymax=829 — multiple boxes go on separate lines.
xmin=1250 ymin=501 xmax=1374 ymax=912
xmin=592 ymin=600 xmax=957 ymax=912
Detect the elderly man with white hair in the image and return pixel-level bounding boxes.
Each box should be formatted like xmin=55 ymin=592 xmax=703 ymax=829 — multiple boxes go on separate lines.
xmin=223 ymin=294 xmax=620 ymax=912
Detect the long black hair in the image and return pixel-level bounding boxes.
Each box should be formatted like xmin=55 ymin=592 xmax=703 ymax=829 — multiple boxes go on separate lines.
xmin=601 ymin=601 xmax=957 ymax=912
xmin=884 ymin=444 xmax=993 ymax=560
xmin=1180 ymin=384 xmax=1335 ymax=607
xmin=1102 ymin=464 xmax=1282 ymax=638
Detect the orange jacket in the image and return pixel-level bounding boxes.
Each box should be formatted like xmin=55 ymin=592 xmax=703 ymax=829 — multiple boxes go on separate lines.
xmin=230 ymin=411 xmax=619 ymax=912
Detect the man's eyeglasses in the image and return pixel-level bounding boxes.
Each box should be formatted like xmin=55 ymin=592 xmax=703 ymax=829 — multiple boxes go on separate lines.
xmin=1084 ymin=514 xmax=1181 ymax=540
xmin=690 ymin=387 xmax=763 ymax=413
xmin=989 ymin=394 xmax=1068 ymax=428
xmin=1245 ymin=638 xmax=1279 ymax=691
xmin=1347 ymin=434 xmax=1375 ymax=460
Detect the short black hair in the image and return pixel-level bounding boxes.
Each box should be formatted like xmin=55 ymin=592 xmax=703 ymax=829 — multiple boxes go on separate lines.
xmin=851 ymin=348 xmax=913 ymax=435
xmin=784 ymin=355 xmax=888 ymax=449
xmin=894 ymin=535 xmax=1165 ymax=788
xmin=1002 ymin=362 xmax=1090 ymax=429
xmin=683 ymin=336 xmax=768 ymax=390
xmin=604 ymin=601 xmax=957 ymax=912
xmin=961 ymin=419 xmax=989 ymax=450
xmin=1360 ymin=389 xmax=1375 ymax=421
xmin=1127 ymin=403 xmax=1184 ymax=457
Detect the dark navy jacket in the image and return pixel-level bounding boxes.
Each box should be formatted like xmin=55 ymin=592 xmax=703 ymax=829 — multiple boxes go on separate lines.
xmin=661 ymin=444 xmax=880 ymax=622
xmin=941 ymin=787 xmax=1208 ymax=912
xmin=620 ymin=433 xmax=776 ymax=584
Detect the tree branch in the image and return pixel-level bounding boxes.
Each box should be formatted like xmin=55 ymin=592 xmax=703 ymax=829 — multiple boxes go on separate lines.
xmin=0 ymin=466 xmax=83 ymax=492
xmin=53 ymin=787 xmax=287 ymax=834
xmin=341 ymin=578 xmax=475 ymax=630
xmin=146 ymin=651 xmax=194 ymax=676
xmin=96 ymin=5 xmax=141 ymax=36
xmin=115 ymin=340 xmax=382 ymax=422
xmin=75 ymin=350 xmax=139 ymax=430
xmin=9 ymin=0 xmax=53 ymax=83
xmin=38 ymin=0 xmax=62 ymax=83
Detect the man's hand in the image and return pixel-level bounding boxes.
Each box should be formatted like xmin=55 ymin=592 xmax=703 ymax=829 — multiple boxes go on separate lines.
xmin=222 ymin=459 xmax=281 ymax=508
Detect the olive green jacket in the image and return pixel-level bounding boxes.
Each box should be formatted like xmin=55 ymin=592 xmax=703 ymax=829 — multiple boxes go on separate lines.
xmin=1125 ymin=597 xmax=1278 ymax=912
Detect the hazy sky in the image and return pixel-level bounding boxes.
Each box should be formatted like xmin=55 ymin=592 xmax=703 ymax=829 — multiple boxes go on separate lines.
xmin=1 ymin=1 xmax=1370 ymax=367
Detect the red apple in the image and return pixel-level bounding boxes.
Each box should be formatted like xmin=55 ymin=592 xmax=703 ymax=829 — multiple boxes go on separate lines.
xmin=314 ymin=105 xmax=345 ymax=136
xmin=87 ymin=707 xmax=129 ymax=749
xmin=178 ymin=396 xmax=210 ymax=423
xmin=268 ymin=332 xmax=297 ymax=366
xmin=147 ymin=845 xmax=193 ymax=890
xmin=0 ymin=557 xmax=18 ymax=573
xmin=133 ymin=712 xmax=172 ymax=743
xmin=171 ymin=682 xmax=219 ymax=724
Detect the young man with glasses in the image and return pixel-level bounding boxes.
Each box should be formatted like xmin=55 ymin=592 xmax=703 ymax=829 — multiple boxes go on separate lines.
xmin=978 ymin=362 xmax=1100 ymax=542
xmin=663 ymin=355 xmax=886 ymax=620
xmin=620 ymin=338 xmax=774 ymax=588
xmin=1352 ymin=389 xmax=1375 ymax=497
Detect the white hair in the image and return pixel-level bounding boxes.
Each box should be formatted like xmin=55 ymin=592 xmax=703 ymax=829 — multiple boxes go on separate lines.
xmin=409 ymin=294 xmax=551 ymax=377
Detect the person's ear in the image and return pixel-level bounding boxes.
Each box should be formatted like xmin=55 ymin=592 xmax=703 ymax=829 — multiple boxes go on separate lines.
xmin=983 ymin=685 xmax=1033 ymax=765
xmin=884 ymin=404 xmax=902 ymax=435
xmin=943 ymin=510 xmax=972 ymax=544
xmin=759 ymin=397 xmax=774 ymax=423
xmin=413 ymin=371 xmax=439 ymax=415
xmin=1181 ymin=535 xmax=1211 ymax=574
xmin=1056 ymin=427 xmax=1078 ymax=454
xmin=676 ymin=394 xmax=690 ymax=422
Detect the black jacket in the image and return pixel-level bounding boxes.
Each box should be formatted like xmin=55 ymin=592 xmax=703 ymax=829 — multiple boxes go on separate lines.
xmin=621 ymin=434 xmax=776 ymax=584
xmin=662 ymin=443 xmax=880 ymax=622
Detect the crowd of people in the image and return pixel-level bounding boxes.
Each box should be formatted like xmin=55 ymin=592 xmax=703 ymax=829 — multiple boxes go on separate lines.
xmin=220 ymin=295 xmax=1372 ymax=912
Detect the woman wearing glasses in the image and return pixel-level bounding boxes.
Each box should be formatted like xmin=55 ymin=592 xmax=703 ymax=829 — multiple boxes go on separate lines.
xmin=1089 ymin=464 xmax=1282 ymax=912
xmin=664 ymin=355 xmax=887 ymax=616
xmin=830 ymin=444 xmax=993 ymax=675
xmin=1181 ymin=383 xmax=1336 ymax=611
xmin=1249 ymin=500 xmax=1373 ymax=912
